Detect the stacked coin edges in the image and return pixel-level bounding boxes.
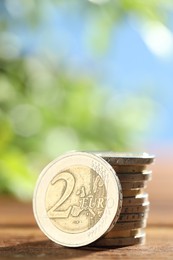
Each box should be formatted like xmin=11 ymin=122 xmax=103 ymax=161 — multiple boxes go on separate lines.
xmin=91 ymin=152 xmax=154 ymax=247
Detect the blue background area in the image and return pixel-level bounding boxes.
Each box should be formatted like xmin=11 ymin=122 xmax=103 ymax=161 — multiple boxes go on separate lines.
xmin=106 ymin=22 xmax=173 ymax=143
xmin=4 ymin=4 xmax=173 ymax=143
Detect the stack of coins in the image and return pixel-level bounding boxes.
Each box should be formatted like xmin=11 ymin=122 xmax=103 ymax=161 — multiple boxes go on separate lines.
xmin=33 ymin=151 xmax=155 ymax=248
xmin=91 ymin=152 xmax=155 ymax=247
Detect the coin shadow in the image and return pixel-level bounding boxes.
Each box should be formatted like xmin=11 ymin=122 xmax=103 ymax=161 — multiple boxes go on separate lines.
xmin=0 ymin=240 xmax=106 ymax=258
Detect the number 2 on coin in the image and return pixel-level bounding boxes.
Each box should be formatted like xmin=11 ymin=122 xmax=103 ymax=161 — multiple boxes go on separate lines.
xmin=47 ymin=172 xmax=75 ymax=219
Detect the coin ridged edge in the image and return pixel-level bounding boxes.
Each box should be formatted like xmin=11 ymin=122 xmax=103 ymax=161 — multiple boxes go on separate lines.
xmin=95 ymin=152 xmax=155 ymax=166
xmin=121 ymin=203 xmax=150 ymax=213
xmin=90 ymin=233 xmax=146 ymax=247
xmin=112 ymin=220 xmax=147 ymax=231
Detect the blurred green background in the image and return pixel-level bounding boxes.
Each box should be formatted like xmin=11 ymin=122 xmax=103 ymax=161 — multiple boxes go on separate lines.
xmin=0 ymin=0 xmax=172 ymax=200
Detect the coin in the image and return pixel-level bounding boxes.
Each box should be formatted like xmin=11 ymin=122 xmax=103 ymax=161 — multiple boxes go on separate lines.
xmin=94 ymin=152 xmax=155 ymax=165
xmin=122 ymin=193 xmax=148 ymax=206
xmin=121 ymin=203 xmax=150 ymax=213
xmin=33 ymin=151 xmax=122 ymax=247
xmin=112 ymin=165 xmax=147 ymax=174
xmin=117 ymin=212 xmax=148 ymax=222
xmin=122 ymin=189 xmax=144 ymax=197
xmin=91 ymin=233 xmax=146 ymax=247
xmin=121 ymin=181 xmax=147 ymax=190
xmin=104 ymin=228 xmax=144 ymax=238
xmin=117 ymin=171 xmax=152 ymax=182
xmin=111 ymin=220 xmax=147 ymax=231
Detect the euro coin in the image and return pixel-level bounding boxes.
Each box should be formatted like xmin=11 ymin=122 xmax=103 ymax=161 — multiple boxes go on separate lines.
xmin=117 ymin=171 xmax=152 ymax=182
xmin=33 ymin=152 xmax=122 ymax=247
xmin=111 ymin=220 xmax=147 ymax=231
xmin=122 ymin=189 xmax=144 ymax=197
xmin=121 ymin=181 xmax=147 ymax=190
xmin=112 ymin=165 xmax=147 ymax=173
xmin=104 ymin=228 xmax=144 ymax=238
xmin=91 ymin=233 xmax=146 ymax=247
xmin=94 ymin=152 xmax=155 ymax=165
xmin=121 ymin=203 xmax=150 ymax=213
xmin=122 ymin=193 xmax=148 ymax=206
xmin=117 ymin=212 xmax=148 ymax=222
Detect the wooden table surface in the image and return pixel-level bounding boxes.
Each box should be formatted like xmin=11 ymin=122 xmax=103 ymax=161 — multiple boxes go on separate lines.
xmin=0 ymin=196 xmax=173 ymax=259
xmin=0 ymin=149 xmax=173 ymax=259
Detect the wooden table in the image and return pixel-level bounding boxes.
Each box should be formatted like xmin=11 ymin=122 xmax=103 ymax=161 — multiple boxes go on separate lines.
xmin=0 ymin=195 xmax=172 ymax=259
